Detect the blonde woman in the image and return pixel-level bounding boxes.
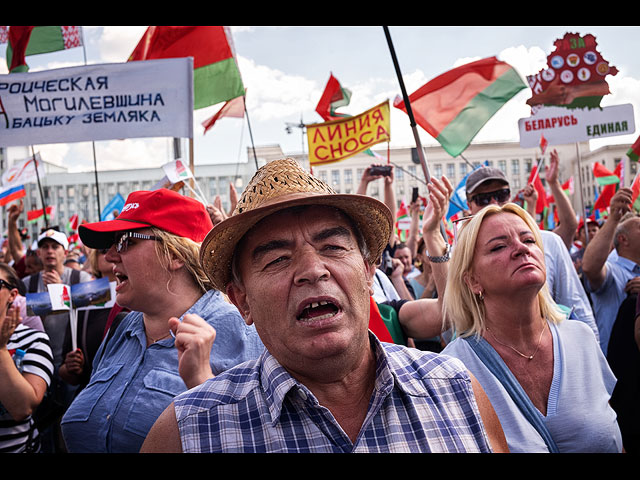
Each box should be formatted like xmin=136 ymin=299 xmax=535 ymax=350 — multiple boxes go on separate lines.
xmin=60 ymin=189 xmax=264 ymax=453
xmin=440 ymin=203 xmax=622 ymax=453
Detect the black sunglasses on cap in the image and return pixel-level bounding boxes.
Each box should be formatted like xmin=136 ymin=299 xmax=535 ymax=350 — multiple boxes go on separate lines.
xmin=470 ymin=188 xmax=511 ymax=207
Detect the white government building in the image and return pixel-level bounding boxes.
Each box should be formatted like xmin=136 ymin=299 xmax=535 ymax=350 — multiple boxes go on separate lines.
xmin=0 ymin=139 xmax=637 ymax=244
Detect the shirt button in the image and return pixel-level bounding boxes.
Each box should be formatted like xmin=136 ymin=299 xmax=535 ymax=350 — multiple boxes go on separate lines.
xmin=298 ymin=389 xmax=307 ymax=401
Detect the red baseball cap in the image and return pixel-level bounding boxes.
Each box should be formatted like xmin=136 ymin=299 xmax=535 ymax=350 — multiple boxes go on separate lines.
xmin=79 ymin=189 xmax=213 ymax=249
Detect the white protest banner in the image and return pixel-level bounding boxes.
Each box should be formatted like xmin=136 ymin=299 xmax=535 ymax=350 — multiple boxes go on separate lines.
xmin=2 ymin=152 xmax=45 ymax=188
xmin=0 ymin=58 xmax=194 ymax=147
xmin=518 ymin=103 xmax=635 ymax=148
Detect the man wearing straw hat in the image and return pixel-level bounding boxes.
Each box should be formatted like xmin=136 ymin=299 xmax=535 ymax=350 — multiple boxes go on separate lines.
xmin=141 ymin=158 xmax=507 ymax=453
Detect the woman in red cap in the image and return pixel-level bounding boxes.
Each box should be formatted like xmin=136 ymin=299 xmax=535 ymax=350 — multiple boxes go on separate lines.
xmin=60 ymin=189 xmax=264 ymax=453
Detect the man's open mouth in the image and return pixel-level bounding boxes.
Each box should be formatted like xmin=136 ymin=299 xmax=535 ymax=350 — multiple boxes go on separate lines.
xmin=297 ymin=300 xmax=339 ymax=321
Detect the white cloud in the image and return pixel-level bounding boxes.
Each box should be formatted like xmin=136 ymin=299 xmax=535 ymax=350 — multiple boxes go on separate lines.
xmin=95 ymin=26 xmax=148 ymax=63
xmin=238 ymin=56 xmax=317 ymax=121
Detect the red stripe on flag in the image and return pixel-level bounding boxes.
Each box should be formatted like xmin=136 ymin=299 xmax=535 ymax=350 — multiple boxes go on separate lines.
xmin=129 ymin=26 xmax=234 ymax=70
xmin=394 ymin=56 xmax=515 ymax=138
xmin=8 ymin=26 xmax=35 ymax=72
xmin=316 ymin=74 xmax=344 ymax=121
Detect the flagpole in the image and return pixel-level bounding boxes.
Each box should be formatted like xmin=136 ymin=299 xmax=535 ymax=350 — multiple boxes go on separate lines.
xmin=243 ymin=96 xmax=259 ymax=170
xmin=80 ymin=27 xmax=102 ymax=220
xmin=91 ymin=142 xmax=101 ymax=220
xmin=30 ymin=145 xmax=49 ymax=229
xmin=189 ymin=137 xmax=195 ymax=198
xmin=383 ymin=26 xmax=452 ymax=243
xmin=575 ymin=141 xmax=590 ymax=244
xmin=458 ymin=154 xmax=475 ymax=169
xmin=382 ymin=26 xmax=432 ymax=184
xmin=531 ymin=154 xmax=545 ymax=183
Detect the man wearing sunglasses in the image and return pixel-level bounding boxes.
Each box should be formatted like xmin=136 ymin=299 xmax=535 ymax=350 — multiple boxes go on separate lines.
xmin=465 ymin=166 xmax=598 ymax=340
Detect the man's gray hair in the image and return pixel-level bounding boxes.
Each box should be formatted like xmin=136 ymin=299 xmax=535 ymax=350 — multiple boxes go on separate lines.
xmin=614 ymin=212 xmax=639 ymax=249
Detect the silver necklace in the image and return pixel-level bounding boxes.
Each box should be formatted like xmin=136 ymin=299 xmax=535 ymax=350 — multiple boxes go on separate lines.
xmin=486 ymin=320 xmax=546 ymax=360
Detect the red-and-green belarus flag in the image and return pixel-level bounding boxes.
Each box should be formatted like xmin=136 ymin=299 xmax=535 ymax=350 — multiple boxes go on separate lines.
xmin=593 ymin=162 xmax=620 ymax=186
xmin=631 ymin=173 xmax=640 ymax=212
xmin=5 ymin=26 xmax=82 ymax=73
xmin=316 ymin=73 xmax=352 ymax=122
xmin=593 ymin=163 xmax=621 ymax=212
xmin=27 ymin=205 xmax=55 ymax=224
xmin=394 ymin=56 xmax=526 ymax=157
xmin=626 ymin=135 xmax=640 ymax=162
xmin=129 ymin=26 xmax=244 ymax=110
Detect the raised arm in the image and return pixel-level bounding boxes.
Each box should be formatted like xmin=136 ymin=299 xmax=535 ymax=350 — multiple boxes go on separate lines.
xmin=0 ymin=307 xmax=48 ymax=421
xmin=422 ymin=176 xmax=454 ymax=303
xmin=7 ymin=200 xmax=25 ymax=265
xmin=406 ymin=200 xmax=421 ymax=260
xmin=582 ymin=188 xmax=633 ymax=291
xmin=547 ymin=150 xmax=578 ymax=249
xmin=358 ymin=165 xmax=397 ymax=247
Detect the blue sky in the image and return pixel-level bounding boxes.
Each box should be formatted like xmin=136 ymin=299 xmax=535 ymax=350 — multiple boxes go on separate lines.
xmin=2 ymin=26 xmax=639 ymax=173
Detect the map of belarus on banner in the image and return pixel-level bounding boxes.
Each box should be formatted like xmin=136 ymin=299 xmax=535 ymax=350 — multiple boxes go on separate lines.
xmin=0 ymin=58 xmax=194 ymax=147
xmin=307 ymin=101 xmax=390 ymax=166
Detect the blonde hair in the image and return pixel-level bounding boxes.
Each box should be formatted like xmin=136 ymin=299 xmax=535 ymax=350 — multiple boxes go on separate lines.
xmin=150 ymin=227 xmax=214 ymax=294
xmin=87 ymin=248 xmax=102 ymax=278
xmin=442 ymin=203 xmax=565 ymax=338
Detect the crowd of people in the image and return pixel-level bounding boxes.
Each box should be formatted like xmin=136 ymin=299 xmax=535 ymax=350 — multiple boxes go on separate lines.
xmin=0 ymin=152 xmax=637 ymax=453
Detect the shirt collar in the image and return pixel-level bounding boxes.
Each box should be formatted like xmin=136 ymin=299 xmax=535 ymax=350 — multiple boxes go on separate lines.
xmin=122 ymin=290 xmax=214 ymax=346
xmin=614 ymin=252 xmax=640 ymax=273
xmin=259 ymin=332 xmax=417 ymax=425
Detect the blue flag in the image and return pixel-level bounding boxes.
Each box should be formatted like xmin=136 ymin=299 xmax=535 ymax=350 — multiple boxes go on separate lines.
xmin=446 ymin=161 xmax=488 ymax=219
xmin=101 ymin=193 xmax=125 ymax=221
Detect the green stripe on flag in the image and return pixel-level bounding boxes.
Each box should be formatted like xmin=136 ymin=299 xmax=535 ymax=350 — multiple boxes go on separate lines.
xmin=435 ymin=67 xmax=525 ymax=157
xmin=6 ymin=26 xmax=77 ymax=72
xmin=194 ymin=57 xmax=245 ymax=110
xmin=24 ymin=26 xmax=66 ymax=55
xmin=6 ymin=26 xmax=65 ymax=62
xmin=595 ymin=175 xmax=620 ymax=186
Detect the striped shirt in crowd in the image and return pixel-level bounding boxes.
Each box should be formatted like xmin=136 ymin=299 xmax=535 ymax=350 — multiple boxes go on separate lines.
xmin=173 ymin=334 xmax=493 ymax=453
xmin=1 ymin=324 xmax=53 ymax=453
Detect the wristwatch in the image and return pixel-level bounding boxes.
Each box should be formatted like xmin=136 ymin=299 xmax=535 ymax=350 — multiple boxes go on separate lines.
xmin=427 ymin=242 xmax=451 ymax=263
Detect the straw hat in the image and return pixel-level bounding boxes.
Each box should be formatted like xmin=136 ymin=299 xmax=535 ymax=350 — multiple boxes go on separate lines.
xmin=200 ymin=158 xmax=393 ymax=291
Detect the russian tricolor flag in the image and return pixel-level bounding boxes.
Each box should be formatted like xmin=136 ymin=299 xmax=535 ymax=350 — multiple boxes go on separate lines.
xmin=0 ymin=184 xmax=26 ymax=207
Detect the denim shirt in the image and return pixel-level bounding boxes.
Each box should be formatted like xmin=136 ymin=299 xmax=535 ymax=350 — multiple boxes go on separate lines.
xmin=61 ymin=290 xmax=264 ymax=453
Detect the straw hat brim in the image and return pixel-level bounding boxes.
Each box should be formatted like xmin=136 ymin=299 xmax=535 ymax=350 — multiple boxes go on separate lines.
xmin=200 ymin=191 xmax=393 ymax=292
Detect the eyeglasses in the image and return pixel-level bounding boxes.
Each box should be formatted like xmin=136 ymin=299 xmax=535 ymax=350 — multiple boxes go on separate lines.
xmin=469 ymin=188 xmax=511 ymax=207
xmin=115 ymin=231 xmax=161 ymax=253
xmin=0 ymin=279 xmax=17 ymax=291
